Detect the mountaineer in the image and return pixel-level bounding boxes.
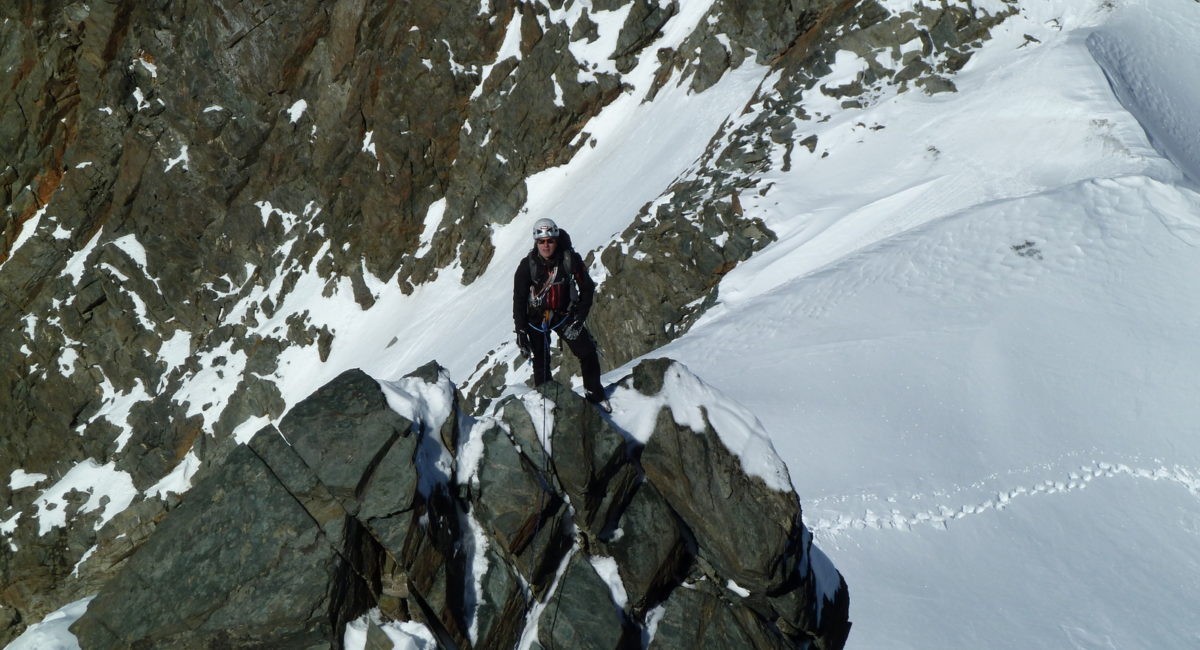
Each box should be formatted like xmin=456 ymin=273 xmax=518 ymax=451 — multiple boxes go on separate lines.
xmin=513 ymin=218 xmax=611 ymax=413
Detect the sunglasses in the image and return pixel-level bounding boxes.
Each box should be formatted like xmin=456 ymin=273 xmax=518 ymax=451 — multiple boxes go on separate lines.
xmin=537 ymin=238 xmax=557 ymax=245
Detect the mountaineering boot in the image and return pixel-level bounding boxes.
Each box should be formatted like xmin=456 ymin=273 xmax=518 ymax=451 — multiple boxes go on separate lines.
xmin=586 ymin=390 xmax=612 ymax=414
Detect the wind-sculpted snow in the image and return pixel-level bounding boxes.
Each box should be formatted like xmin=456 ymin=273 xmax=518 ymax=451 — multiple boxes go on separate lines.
xmin=378 ymin=367 xmax=459 ymax=496
xmin=1088 ymin=0 xmax=1200 ymax=185
xmin=3 ymin=597 xmax=94 ymax=650
xmin=608 ymin=359 xmax=792 ymax=492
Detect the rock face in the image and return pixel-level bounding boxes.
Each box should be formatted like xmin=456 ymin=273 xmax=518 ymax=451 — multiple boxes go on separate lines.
xmin=642 ymin=407 xmax=804 ymax=594
xmin=70 ymin=359 xmax=851 ymax=648
xmin=71 ymin=368 xmax=417 ymax=649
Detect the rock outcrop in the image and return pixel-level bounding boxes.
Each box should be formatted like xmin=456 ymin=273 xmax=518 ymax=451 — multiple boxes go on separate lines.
xmin=70 ymin=359 xmax=850 ymax=648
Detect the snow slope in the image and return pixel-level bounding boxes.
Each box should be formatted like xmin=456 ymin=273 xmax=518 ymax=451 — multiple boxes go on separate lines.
xmin=9 ymin=0 xmax=1200 ymax=647
xmin=652 ymin=0 xmax=1200 ymax=646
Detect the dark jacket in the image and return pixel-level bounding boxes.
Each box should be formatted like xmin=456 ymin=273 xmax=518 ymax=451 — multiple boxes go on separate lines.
xmin=513 ymin=230 xmax=594 ymax=330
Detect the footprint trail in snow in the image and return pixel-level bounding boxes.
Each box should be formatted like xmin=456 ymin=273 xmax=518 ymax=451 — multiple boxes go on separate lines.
xmin=808 ymin=459 xmax=1200 ymax=537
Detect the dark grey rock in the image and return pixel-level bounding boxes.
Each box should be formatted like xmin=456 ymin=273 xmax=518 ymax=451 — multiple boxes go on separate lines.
xmin=470 ymin=419 xmax=571 ymax=596
xmin=472 ymin=421 xmax=553 ymax=556
xmin=364 ymin=619 xmax=395 ymax=650
xmin=501 ymin=394 xmax=552 ymax=472
xmin=62 ymin=496 xmax=170 ymax=607
xmin=630 ymin=357 xmax=676 ymax=395
xmin=607 ymin=481 xmax=694 ymax=612
xmin=472 ymin=545 xmax=527 ymax=650
xmin=572 ymin=9 xmax=601 ymax=43
xmin=358 ymin=427 xmax=420 ymax=524
xmin=36 ymin=359 xmax=849 ymax=647
xmin=630 ymin=360 xmax=804 ymax=596
xmin=641 ymin=404 xmax=803 ymax=594
xmin=395 ymin=493 xmax=473 ymax=648
xmin=70 ymin=443 xmax=368 ymax=649
xmin=613 ymin=0 xmax=679 ymax=73
xmin=364 ymin=509 xmax=417 ymax=564
xmin=279 ymin=368 xmax=414 ymax=513
xmin=767 ymin=550 xmax=853 ymax=650
xmin=249 ymin=424 xmax=351 ymax=542
xmin=0 ymin=605 xmax=17 ymax=638
xmin=537 ymin=553 xmax=629 ymax=650
xmin=649 ymin=578 xmax=789 ymax=649
xmin=543 ymin=382 xmax=633 ymax=538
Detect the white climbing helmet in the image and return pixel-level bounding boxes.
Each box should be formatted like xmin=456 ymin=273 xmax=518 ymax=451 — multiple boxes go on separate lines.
xmin=532 ymin=218 xmax=559 ymax=240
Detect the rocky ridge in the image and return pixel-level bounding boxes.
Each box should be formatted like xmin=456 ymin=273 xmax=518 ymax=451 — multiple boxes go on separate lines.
xmin=68 ymin=358 xmax=850 ymax=648
xmin=1 ymin=0 xmax=1017 ymax=640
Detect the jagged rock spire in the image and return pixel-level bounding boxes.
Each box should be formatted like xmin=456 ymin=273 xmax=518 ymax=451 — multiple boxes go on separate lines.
xmin=71 ymin=359 xmax=850 ymax=648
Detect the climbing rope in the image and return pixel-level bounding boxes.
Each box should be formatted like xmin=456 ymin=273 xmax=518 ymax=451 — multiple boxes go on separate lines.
xmin=513 ymin=312 xmax=562 ymax=649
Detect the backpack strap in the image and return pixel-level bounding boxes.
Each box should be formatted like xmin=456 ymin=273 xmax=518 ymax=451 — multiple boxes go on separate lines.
xmin=526 ymin=249 xmax=579 ymax=316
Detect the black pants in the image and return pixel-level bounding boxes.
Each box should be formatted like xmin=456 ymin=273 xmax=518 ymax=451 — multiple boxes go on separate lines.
xmin=524 ymin=322 xmax=605 ymax=401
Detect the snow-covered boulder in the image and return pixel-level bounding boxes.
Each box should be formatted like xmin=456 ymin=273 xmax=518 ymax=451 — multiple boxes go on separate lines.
xmin=611 ymin=359 xmax=852 ymax=647
xmin=67 ymin=360 xmax=849 ymax=648
xmin=632 ymin=361 xmax=805 ymax=594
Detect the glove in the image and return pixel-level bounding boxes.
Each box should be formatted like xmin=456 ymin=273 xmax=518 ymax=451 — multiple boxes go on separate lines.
xmin=516 ymin=329 xmax=532 ymax=357
xmin=561 ymin=317 xmax=585 ymax=341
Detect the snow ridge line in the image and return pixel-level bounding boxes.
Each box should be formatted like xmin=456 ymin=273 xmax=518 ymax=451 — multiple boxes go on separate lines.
xmin=809 ymin=461 xmax=1200 ymax=537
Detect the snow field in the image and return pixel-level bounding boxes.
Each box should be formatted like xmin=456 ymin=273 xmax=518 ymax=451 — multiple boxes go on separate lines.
xmin=643 ymin=0 xmax=1200 ymax=646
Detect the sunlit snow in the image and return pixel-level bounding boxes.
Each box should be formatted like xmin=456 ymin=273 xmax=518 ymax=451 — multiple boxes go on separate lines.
xmin=4 ymin=597 xmax=94 ymax=650
xmin=31 ymin=460 xmax=137 ymax=536
xmin=287 ymin=99 xmax=308 ymax=124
